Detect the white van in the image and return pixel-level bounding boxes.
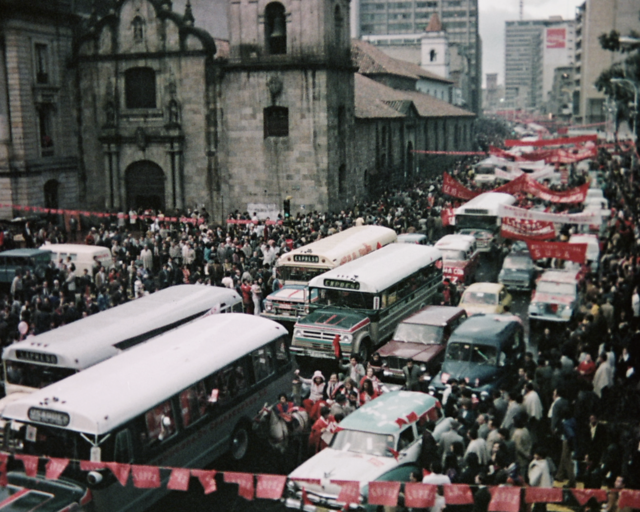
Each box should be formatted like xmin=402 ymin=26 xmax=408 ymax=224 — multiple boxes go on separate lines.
xmin=568 ymin=234 xmax=600 ymax=272
xmin=42 ymin=243 xmax=114 ymax=275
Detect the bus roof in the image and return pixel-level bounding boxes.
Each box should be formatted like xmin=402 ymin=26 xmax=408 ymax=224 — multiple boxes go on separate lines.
xmin=2 ymin=314 xmax=287 ymax=435
xmin=308 ymin=243 xmax=442 ymax=294
xmin=276 ymin=226 xmax=397 ymax=268
xmin=0 ymin=249 xmax=52 ymax=257
xmin=455 ymin=192 xmax=516 ymax=214
xmin=41 ymin=244 xmax=111 ymax=255
xmin=2 ymin=285 xmax=240 ymax=370
xmin=338 ymin=391 xmax=438 ymax=435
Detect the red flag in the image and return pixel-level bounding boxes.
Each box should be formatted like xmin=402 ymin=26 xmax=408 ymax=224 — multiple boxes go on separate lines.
xmin=386 ymin=447 xmax=399 ymax=461
xmin=525 ymin=487 xmax=562 ymax=503
xmin=191 ymin=470 xmax=217 ymax=494
xmin=131 ymin=465 xmax=160 ymax=488
xmin=224 ymin=472 xmax=255 ymax=501
xmin=80 ymin=461 xmax=106 ymax=471
xmin=106 ymin=463 xmax=131 ymax=486
xmin=302 ymin=487 xmax=312 ymax=506
xmin=406 ymin=411 xmax=419 ymax=423
xmin=500 ymin=217 xmax=555 ymax=242
xmin=376 ymin=242 xmax=382 ymax=249
xmin=618 ymin=490 xmax=640 ymax=509
xmin=292 ymin=477 xmax=321 ymax=485
xmin=444 ymin=484 xmax=475 ymax=505
xmin=332 ymin=335 xmax=342 ymax=359
xmin=368 ymin=481 xmax=401 ymax=507
xmin=14 ymin=454 xmax=39 ymax=477
xmin=395 ymin=417 xmax=408 ymax=427
xmin=45 ymin=458 xmax=69 ymax=480
xmin=0 ymin=453 xmax=8 ymax=487
xmin=489 ymin=486 xmax=521 ymax=512
xmin=441 ymin=208 xmax=455 ymax=227
xmin=167 ymin=468 xmax=191 ymax=491
xmin=256 ymin=474 xmax=287 ymax=500
xmin=334 ymin=481 xmax=360 ymax=506
xmin=405 ymin=483 xmax=436 ymax=508
xmin=572 ymin=489 xmax=608 ymax=506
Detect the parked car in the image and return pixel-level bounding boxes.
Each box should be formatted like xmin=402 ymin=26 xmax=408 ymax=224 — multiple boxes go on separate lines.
xmin=430 ymin=314 xmax=525 ymax=398
xmin=458 ymin=282 xmax=512 ymax=316
xmin=434 ymin=234 xmax=479 ymax=286
xmin=528 ymin=269 xmax=580 ymax=327
xmin=0 ymin=248 xmax=52 ymax=286
xmin=284 ymin=391 xmax=442 ymax=512
xmin=498 ymin=252 xmax=537 ymax=291
xmin=374 ymin=306 xmax=467 ymax=386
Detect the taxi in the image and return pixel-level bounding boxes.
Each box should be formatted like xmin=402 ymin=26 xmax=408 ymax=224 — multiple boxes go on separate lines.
xmin=434 ymin=234 xmax=479 ymax=286
xmin=458 ymin=282 xmax=512 ymax=316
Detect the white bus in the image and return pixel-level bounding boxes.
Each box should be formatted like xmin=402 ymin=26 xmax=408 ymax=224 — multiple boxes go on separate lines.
xmin=454 ymin=192 xmax=516 ymax=252
xmin=2 ymin=314 xmax=293 ymax=512
xmin=2 ymin=285 xmax=242 ymax=405
xmin=291 ymin=243 xmax=443 ymax=362
xmin=262 ymin=225 xmax=397 ymax=323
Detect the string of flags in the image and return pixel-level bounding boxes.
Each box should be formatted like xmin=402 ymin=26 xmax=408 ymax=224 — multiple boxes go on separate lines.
xmin=2 ymin=452 xmax=640 ymax=509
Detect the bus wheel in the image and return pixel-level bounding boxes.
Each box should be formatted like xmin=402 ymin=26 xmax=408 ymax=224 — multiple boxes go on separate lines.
xmin=230 ymin=422 xmax=251 ymax=461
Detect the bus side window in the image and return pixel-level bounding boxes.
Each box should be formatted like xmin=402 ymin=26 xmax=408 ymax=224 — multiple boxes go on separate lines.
xmin=143 ymin=400 xmax=176 ymax=446
xmin=114 ymin=429 xmax=133 ymax=463
xmin=179 ymin=381 xmax=208 ymax=428
xmin=251 ymin=346 xmax=275 ymax=382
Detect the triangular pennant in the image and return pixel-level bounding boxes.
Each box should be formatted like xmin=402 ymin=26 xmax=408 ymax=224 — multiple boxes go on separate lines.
xmin=256 ymin=474 xmax=287 ymax=500
xmin=444 ymin=484 xmax=475 ymax=505
xmin=489 ymin=486 xmax=521 ymax=512
xmin=405 ymin=483 xmax=436 ymax=508
xmin=224 ymin=472 xmax=254 ymax=501
xmin=368 ymin=481 xmax=401 ymax=507
xmin=45 ymin=458 xmax=69 ymax=480
xmin=191 ymin=470 xmax=217 ymax=494
xmin=131 ymin=465 xmax=160 ymax=488
xmin=14 ymin=454 xmax=39 ymax=477
xmin=106 ymin=463 xmax=131 ymax=486
xmin=167 ymin=468 xmax=191 ymax=491
xmin=333 ymin=481 xmax=359 ymax=506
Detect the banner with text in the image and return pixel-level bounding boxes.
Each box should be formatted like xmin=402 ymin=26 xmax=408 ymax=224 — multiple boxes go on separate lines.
xmin=500 ymin=217 xmax=556 ymax=241
xmin=498 ymin=204 xmax=600 ymax=226
xmin=526 ymin=240 xmax=588 ymax=263
xmin=442 ymin=173 xmax=479 ymax=200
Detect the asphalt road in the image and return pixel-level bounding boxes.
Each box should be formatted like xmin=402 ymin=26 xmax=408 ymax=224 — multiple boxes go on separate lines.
xmin=149 ymin=251 xmax=535 ymax=512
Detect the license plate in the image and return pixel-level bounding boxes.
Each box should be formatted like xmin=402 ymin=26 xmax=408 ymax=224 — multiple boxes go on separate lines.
xmin=306 ymin=350 xmax=330 ymax=359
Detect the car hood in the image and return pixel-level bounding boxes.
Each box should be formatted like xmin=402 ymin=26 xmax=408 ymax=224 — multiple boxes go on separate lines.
xmin=462 ymin=304 xmax=501 ymax=316
xmin=439 ymin=361 xmax=498 ymax=384
xmin=296 ymin=308 xmax=368 ymax=330
xmin=289 ymin=448 xmax=399 ymax=496
xmin=531 ymin=292 xmax=574 ymax=305
xmin=378 ymin=341 xmax=445 ymax=363
xmin=266 ymin=286 xmax=306 ymax=303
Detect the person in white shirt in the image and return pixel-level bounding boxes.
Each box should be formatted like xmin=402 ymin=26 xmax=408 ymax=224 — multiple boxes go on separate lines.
xmin=592 ymin=353 xmax=614 ymax=398
xmin=422 ymin=460 xmax=451 ymax=485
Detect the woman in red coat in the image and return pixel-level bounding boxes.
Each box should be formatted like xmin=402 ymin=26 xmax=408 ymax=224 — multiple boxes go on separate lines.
xmin=308 ymin=407 xmax=334 ymax=453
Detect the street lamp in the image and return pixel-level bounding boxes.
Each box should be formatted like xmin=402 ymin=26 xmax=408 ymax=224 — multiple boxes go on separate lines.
xmin=610 ymin=78 xmax=638 ymax=142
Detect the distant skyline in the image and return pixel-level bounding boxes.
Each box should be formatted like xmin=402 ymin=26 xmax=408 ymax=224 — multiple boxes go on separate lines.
xmin=479 ymin=0 xmax=585 ymax=87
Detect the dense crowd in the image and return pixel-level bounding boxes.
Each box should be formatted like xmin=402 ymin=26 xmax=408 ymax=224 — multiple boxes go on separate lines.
xmin=1 ymin=144 xmax=639 ymax=504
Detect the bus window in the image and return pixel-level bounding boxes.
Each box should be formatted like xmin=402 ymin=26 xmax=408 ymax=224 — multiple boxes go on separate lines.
xmin=143 ymin=400 xmax=176 ymax=446
xmin=251 ymin=346 xmax=275 ymax=382
xmin=207 ymin=362 xmax=248 ymax=404
xmin=179 ymin=381 xmax=208 ymax=428
xmin=114 ymin=429 xmax=133 ymax=463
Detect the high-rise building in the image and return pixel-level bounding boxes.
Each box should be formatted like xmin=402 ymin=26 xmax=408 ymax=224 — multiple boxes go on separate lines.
xmin=504 ymin=17 xmax=575 ymax=112
xmin=356 ymin=0 xmax=481 ymax=113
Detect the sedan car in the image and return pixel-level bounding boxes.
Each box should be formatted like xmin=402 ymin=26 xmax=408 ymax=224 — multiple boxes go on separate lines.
xmin=498 ymin=252 xmax=536 ymax=291
xmin=528 ymin=270 xmax=579 ymax=326
xmin=458 ymin=282 xmax=512 ymax=316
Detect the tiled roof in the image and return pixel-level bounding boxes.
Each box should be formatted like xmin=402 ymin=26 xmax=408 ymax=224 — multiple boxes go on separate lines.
xmin=352 ymin=39 xmax=452 ymax=84
xmin=354 ymin=73 xmax=475 ymax=119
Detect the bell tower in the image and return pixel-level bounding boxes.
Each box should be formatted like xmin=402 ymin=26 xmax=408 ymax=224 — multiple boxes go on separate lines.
xmin=220 ymin=0 xmax=356 ymax=214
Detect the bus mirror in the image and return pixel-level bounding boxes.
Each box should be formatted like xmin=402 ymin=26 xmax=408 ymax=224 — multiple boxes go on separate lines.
xmin=208 ymin=389 xmax=219 ymax=404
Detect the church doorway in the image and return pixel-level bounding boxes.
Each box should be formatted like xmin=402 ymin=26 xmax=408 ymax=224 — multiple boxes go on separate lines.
xmin=125 ymin=161 xmax=166 ymax=211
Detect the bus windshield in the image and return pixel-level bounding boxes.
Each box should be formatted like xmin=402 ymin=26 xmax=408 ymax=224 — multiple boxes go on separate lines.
xmin=277 ymin=266 xmax=329 ymax=282
xmin=5 ymin=362 xmax=75 ymax=389
xmin=317 ymin=288 xmax=376 ymax=309
xmin=456 ymin=215 xmax=498 ymax=231
xmin=445 ymin=342 xmax=498 ymax=365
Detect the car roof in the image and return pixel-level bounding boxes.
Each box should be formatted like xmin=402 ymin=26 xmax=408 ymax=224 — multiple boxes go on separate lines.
xmin=449 ymin=314 xmax=521 ymax=343
xmin=538 ymin=270 xmax=578 ymax=283
xmin=401 ymin=306 xmax=466 ymax=326
xmin=463 ymin=282 xmax=504 ymax=294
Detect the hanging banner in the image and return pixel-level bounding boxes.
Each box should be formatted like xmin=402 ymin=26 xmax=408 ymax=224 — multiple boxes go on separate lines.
xmin=14 ymin=455 xmax=38 ymax=478
xmin=504 ymin=134 xmax=598 ymax=147
xmin=500 ymin=217 xmax=556 ymax=241
xmin=489 ymin=486 xmax=521 ymax=512
xmin=45 ymin=458 xmax=69 ymax=481
xmin=498 ymin=204 xmax=600 ymax=225
xmin=618 ymin=490 xmax=640 ymax=509
xmin=167 ymin=468 xmax=191 ymax=491
xmin=526 ymin=241 xmax=588 ymax=263
xmin=0 ymin=454 xmax=8 ymax=488
xmin=191 ymin=470 xmax=217 ymax=494
xmin=526 ymin=180 xmax=590 ymax=203
xmin=444 ymin=484 xmax=474 ymax=505
xmin=131 ymin=465 xmax=161 ymax=489
xmin=405 ymin=483 xmax=437 ymax=508
xmin=334 ymin=481 xmax=360 ymax=506
xmin=443 ymin=173 xmax=479 ymax=200
xmin=256 ymin=475 xmax=287 ymax=500
xmin=368 ymin=481 xmax=401 ymax=507
xmin=572 ymin=489 xmax=608 ymax=506
xmin=525 ymin=487 xmax=563 ymax=503
xmin=224 ymin=472 xmax=255 ymax=501
xmin=106 ymin=463 xmax=131 ymax=486
xmin=494 ymin=173 xmax=529 ymax=195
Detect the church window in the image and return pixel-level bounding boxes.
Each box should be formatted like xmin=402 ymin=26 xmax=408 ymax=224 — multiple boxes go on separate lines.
xmin=35 ymin=44 xmax=49 ymax=84
xmin=264 ymin=106 xmax=289 ymax=138
xmin=265 ymin=3 xmax=287 ymax=55
xmin=430 ymin=49 xmax=437 ymax=62
xmin=132 ymin=16 xmax=145 ymax=42
xmin=125 ymin=67 xmax=156 ymax=109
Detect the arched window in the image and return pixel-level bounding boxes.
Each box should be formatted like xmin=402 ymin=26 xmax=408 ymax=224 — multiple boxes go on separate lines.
xmin=125 ymin=67 xmax=156 ymax=109
xmin=334 ymin=5 xmax=343 ymax=45
xmin=430 ymin=49 xmax=437 ymax=62
xmin=265 ymin=3 xmax=286 ymax=55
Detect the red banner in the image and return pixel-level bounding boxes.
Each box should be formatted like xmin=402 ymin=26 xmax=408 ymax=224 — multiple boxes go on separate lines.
xmin=618 ymin=490 xmax=640 ymax=509
xmin=79 ymin=461 xmax=105 ymax=471
xmin=500 ymin=217 xmax=556 ymax=241
xmin=0 ymin=454 xmax=7 ymax=487
xmin=572 ymin=489 xmax=608 ymax=505
xmin=224 ymin=472 xmax=255 ymax=501
xmin=256 ymin=474 xmax=287 ymax=500
xmin=167 ymin=468 xmax=191 ymax=491
xmin=525 ymin=487 xmax=563 ymax=503
xmin=441 ymin=208 xmax=455 ymax=227
xmin=494 ymin=173 xmax=529 ymax=195
xmin=192 ymin=470 xmax=217 ymax=494
xmin=106 ymin=463 xmax=131 ymax=486
xmin=131 ymin=465 xmax=160 ymax=489
xmin=443 ymin=173 xmax=479 ymax=200
xmin=45 ymin=458 xmax=69 ymax=480
xmin=526 ymin=241 xmax=587 ymax=263
xmin=505 ymin=134 xmax=597 ymax=147
xmin=444 ymin=484 xmax=475 ymax=505
xmin=526 ymin=180 xmax=589 ymax=203
xmin=405 ymin=483 xmax=437 ymax=508
xmin=14 ymin=455 xmax=38 ymax=478
xmin=368 ymin=481 xmax=401 ymax=507
xmin=334 ymin=481 xmax=360 ymax=506
xmin=489 ymin=486 xmax=521 ymax=512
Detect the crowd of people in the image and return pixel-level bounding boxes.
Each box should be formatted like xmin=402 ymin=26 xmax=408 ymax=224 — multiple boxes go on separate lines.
xmin=1 ymin=142 xmax=640 ymax=507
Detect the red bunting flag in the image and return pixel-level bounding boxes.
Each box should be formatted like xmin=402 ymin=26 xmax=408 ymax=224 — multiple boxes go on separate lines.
xmin=406 ymin=411 xmax=419 ymax=423
xmin=80 ymin=461 xmax=106 ymax=471
xmin=332 ymin=335 xmax=342 ymax=359
xmin=525 ymin=487 xmax=562 ymax=503
xmin=224 ymin=472 xmax=255 ymax=501
xmin=291 ymin=477 xmax=321 ymax=485
xmin=572 ymin=489 xmax=608 ymax=506
xmin=618 ymin=490 xmax=640 ymax=509
xmin=489 ymin=486 xmax=521 ymax=512
xmin=526 ymin=240 xmax=587 ymax=263
xmin=191 ymin=470 xmax=217 ymax=494
xmin=405 ymin=483 xmax=436 ymax=508
xmin=45 ymin=458 xmax=69 ymax=480
xmin=444 ymin=484 xmax=475 ymax=505
xmin=167 ymin=468 xmax=191 ymax=491
xmin=131 ymin=465 xmax=160 ymax=488
xmin=395 ymin=417 xmax=408 ymax=427
xmin=0 ymin=453 xmax=8 ymax=487
xmin=256 ymin=474 xmax=287 ymax=500
xmin=504 ymin=134 xmax=597 ymax=147
xmin=106 ymin=463 xmax=131 ymax=486
xmin=14 ymin=455 xmax=39 ymax=477
xmin=368 ymin=481 xmax=401 ymax=507
xmin=334 ymin=481 xmax=360 ymax=506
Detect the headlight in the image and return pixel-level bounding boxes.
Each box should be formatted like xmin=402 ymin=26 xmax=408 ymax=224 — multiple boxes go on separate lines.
xmin=294 ymin=329 xmax=303 ymax=338
xmin=381 ymin=358 xmax=388 ymax=366
xmin=341 ymin=334 xmax=352 ymax=344
xmin=264 ymin=302 xmax=273 ymax=312
xmin=420 ymin=364 xmax=427 ymax=372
